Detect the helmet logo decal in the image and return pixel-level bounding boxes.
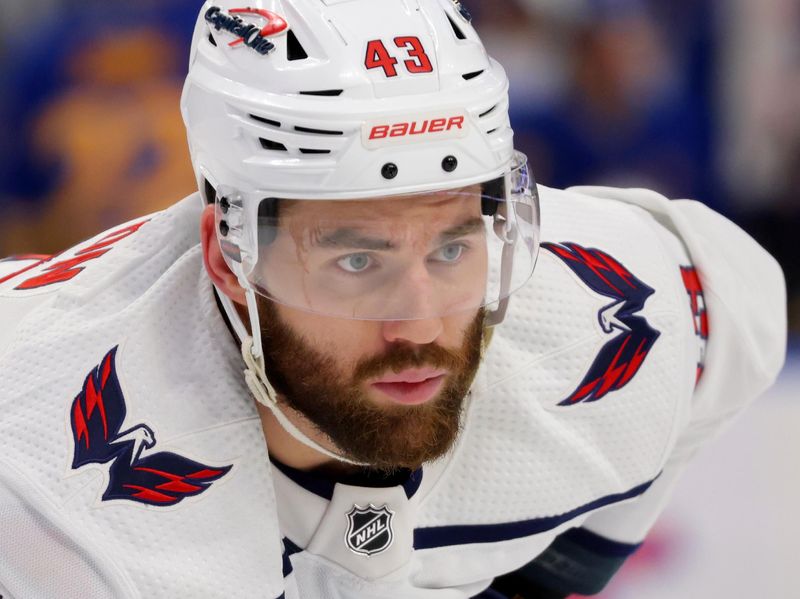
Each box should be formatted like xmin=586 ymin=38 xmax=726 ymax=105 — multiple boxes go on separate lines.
xmin=345 ymin=504 xmax=395 ymax=556
xmin=205 ymin=6 xmax=288 ymax=55
xmin=364 ymin=37 xmax=434 ymax=78
xmin=363 ymin=113 xmax=468 ymax=148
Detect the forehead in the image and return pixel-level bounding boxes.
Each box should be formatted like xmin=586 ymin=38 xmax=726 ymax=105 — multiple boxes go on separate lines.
xmin=280 ymin=184 xmax=483 ymax=224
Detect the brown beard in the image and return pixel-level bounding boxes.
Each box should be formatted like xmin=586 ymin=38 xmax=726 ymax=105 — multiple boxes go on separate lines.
xmin=257 ymin=299 xmax=484 ymax=471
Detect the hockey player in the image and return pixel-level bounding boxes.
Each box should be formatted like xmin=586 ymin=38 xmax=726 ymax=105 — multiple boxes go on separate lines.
xmin=0 ymin=1 xmax=787 ymax=598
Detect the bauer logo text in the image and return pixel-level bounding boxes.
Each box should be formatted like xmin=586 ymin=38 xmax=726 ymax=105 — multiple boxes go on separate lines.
xmin=363 ymin=114 xmax=468 ymax=148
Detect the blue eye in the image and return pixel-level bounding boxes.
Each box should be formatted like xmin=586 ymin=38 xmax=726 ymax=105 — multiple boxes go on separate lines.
xmin=431 ymin=243 xmax=465 ymax=263
xmin=337 ymin=253 xmax=373 ymax=273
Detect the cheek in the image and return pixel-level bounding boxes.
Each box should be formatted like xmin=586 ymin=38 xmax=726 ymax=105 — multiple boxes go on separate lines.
xmin=277 ymin=305 xmax=384 ymax=368
xmin=443 ymin=311 xmax=480 ymax=349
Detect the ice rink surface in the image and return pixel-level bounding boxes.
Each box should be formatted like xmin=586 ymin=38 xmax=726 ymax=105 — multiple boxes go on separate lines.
xmin=585 ymin=349 xmax=800 ymax=599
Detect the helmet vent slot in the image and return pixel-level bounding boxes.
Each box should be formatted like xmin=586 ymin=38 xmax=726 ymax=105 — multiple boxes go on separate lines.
xmin=446 ymin=13 xmax=467 ymax=40
xmin=486 ymin=128 xmax=499 ymax=135
xmin=208 ymin=33 xmax=217 ymax=47
xmin=479 ymin=105 xmax=498 ymax=118
xmin=203 ymin=178 xmax=216 ymax=205
xmin=299 ymin=148 xmax=332 ymax=155
xmin=251 ymin=114 xmax=282 ymax=128
xmin=259 ymin=138 xmax=288 ymax=152
xmin=462 ymin=70 xmax=484 ymax=81
xmin=298 ymin=89 xmax=344 ymax=97
xmin=294 ymin=126 xmax=343 ymax=136
xmin=287 ymin=30 xmax=309 ymax=61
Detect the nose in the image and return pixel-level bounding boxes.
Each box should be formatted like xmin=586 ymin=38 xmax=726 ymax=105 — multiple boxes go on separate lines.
xmin=380 ymin=261 xmax=446 ymax=344
xmin=381 ymin=316 xmax=444 ymax=345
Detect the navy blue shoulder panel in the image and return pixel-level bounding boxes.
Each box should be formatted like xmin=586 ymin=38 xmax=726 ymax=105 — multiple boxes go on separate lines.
xmin=414 ymin=476 xmax=657 ymax=550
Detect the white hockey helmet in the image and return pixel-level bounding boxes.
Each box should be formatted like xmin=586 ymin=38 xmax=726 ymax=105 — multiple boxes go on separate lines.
xmin=181 ymin=0 xmax=540 ymax=462
xmin=185 ymin=0 xmax=517 ymax=197
xmin=182 ymin=0 xmax=539 ymax=319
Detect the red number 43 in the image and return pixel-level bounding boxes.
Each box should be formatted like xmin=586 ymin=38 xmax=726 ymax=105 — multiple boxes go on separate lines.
xmin=365 ymin=37 xmax=433 ymax=77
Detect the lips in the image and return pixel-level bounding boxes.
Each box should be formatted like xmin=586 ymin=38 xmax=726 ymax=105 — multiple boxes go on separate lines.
xmin=370 ymin=369 xmax=448 ymax=405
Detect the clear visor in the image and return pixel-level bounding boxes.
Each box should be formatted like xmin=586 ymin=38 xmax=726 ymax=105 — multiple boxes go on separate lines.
xmin=233 ymin=152 xmax=539 ymax=320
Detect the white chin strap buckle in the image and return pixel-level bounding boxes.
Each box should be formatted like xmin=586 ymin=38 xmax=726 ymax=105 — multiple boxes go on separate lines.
xmin=242 ymin=336 xmax=279 ymax=408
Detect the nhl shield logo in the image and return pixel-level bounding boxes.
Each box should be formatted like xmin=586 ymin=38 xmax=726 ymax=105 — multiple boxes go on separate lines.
xmin=345 ymin=504 xmax=394 ymax=556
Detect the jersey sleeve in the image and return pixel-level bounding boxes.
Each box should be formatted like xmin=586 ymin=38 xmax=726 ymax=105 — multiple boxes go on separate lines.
xmin=564 ymin=186 xmax=787 ymax=548
xmin=0 ymin=465 xmax=132 ymax=599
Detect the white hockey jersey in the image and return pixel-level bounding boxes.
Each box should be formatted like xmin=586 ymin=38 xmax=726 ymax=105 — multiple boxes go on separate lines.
xmin=0 ymin=186 xmax=786 ymax=599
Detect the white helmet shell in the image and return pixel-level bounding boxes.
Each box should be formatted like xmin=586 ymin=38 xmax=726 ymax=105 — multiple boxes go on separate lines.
xmin=181 ymin=0 xmax=514 ymax=200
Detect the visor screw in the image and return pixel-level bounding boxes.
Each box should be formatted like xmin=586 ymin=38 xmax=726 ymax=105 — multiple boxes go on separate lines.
xmin=442 ymin=155 xmax=459 ymax=172
xmin=219 ymin=196 xmax=230 ymax=214
xmin=381 ymin=163 xmax=399 ymax=180
xmin=219 ymin=220 xmax=230 ymax=237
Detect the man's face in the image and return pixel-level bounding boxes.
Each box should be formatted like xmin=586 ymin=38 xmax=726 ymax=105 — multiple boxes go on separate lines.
xmin=255 ymin=189 xmax=487 ymax=471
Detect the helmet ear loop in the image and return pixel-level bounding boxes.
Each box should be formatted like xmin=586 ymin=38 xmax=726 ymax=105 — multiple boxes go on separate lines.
xmin=486 ymin=202 xmax=518 ymax=328
xmin=214 ymin=187 xmax=274 ymax=368
xmin=242 ymin=277 xmax=265 ymax=364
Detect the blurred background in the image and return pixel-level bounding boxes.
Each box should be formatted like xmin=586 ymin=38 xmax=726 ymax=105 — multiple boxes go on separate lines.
xmin=0 ymin=0 xmax=797 ymax=596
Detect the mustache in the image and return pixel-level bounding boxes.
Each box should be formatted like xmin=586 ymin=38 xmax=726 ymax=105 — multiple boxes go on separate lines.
xmin=353 ymin=340 xmax=476 ymax=384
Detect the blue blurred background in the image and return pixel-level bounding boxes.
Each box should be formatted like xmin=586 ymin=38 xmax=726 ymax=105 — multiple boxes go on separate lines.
xmin=2 ymin=0 xmax=798 ymax=331
xmin=0 ymin=0 xmax=798 ymax=596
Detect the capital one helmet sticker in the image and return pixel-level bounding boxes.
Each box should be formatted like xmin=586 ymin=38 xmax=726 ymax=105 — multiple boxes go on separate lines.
xmin=205 ymin=6 xmax=288 ymax=55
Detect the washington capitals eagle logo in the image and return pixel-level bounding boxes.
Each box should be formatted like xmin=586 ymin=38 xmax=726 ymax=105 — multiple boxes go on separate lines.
xmin=543 ymin=242 xmax=660 ymax=406
xmin=70 ymin=347 xmax=232 ymax=506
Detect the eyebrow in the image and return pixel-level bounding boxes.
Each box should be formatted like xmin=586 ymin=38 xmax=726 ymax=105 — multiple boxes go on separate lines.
xmin=314 ymin=228 xmax=396 ymax=250
xmin=436 ymin=217 xmax=484 ymax=244
xmin=314 ymin=217 xmax=485 ymax=251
